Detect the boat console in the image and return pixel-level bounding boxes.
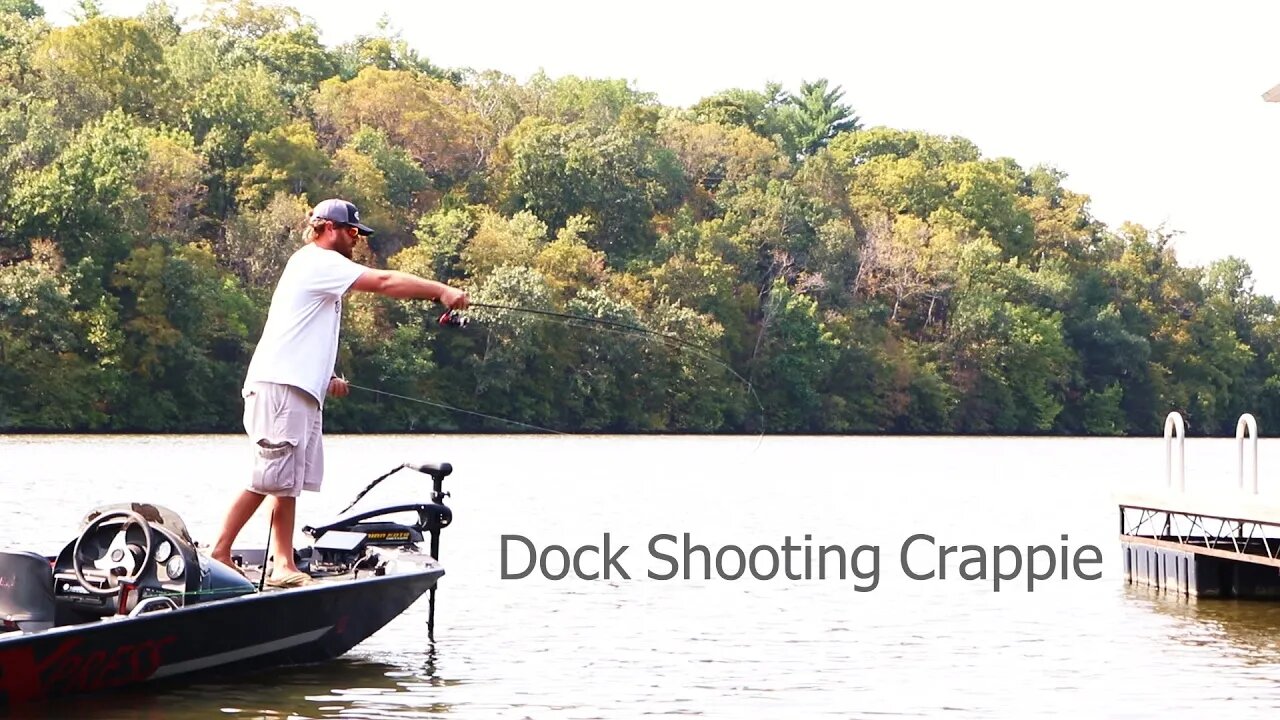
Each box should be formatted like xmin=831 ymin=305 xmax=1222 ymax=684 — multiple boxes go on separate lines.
xmin=47 ymin=503 xmax=255 ymax=624
xmin=0 ymin=503 xmax=254 ymax=632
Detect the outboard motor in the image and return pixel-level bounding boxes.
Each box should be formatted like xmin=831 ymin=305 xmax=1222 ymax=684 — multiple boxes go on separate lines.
xmin=0 ymin=551 xmax=55 ymax=633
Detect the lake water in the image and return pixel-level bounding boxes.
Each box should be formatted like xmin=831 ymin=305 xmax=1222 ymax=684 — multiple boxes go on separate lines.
xmin=3 ymin=433 xmax=1280 ymax=718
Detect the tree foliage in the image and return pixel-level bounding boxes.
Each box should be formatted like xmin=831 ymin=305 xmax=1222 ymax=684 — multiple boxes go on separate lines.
xmin=1 ymin=2 xmax=1272 ymax=437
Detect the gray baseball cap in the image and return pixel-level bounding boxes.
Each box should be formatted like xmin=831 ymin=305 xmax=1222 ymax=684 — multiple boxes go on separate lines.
xmin=310 ymin=198 xmax=374 ymax=236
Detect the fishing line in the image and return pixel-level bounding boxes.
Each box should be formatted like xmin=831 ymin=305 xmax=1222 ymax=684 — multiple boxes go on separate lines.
xmin=466 ymin=301 xmax=723 ymax=360
xmin=346 ymin=383 xmax=567 ymax=436
xmin=445 ymin=302 xmax=767 ymax=439
xmin=344 ymin=303 xmax=769 ymax=444
xmin=486 ymin=313 xmax=761 ymax=416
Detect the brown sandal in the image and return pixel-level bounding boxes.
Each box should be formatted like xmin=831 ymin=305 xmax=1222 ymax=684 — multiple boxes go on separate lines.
xmin=265 ymin=571 xmax=314 ymax=589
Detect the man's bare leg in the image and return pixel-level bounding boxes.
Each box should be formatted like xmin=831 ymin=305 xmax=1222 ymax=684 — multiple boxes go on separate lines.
xmin=211 ymin=490 xmax=266 ymax=566
xmin=268 ymin=495 xmax=302 ymax=577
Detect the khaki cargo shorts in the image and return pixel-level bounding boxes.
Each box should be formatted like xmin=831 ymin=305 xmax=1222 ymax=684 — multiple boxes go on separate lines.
xmin=242 ymin=382 xmax=323 ymax=498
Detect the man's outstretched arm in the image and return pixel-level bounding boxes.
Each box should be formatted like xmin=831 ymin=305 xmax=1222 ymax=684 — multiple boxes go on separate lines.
xmin=350 ymin=269 xmax=469 ymax=308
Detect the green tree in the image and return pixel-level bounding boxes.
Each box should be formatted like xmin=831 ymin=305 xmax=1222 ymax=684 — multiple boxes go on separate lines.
xmin=525 ymin=72 xmax=658 ymax=129
xmin=334 ymin=14 xmax=456 ymax=82
xmin=405 ymin=206 xmax=477 ymax=282
xmin=200 ymin=0 xmax=304 ymax=39
xmin=0 ymin=241 xmax=117 ymax=429
xmin=778 ymin=78 xmax=861 ymax=158
xmin=749 ymin=278 xmax=840 ymax=431
xmin=220 ymin=192 xmax=310 ymax=287
xmin=138 ymin=1 xmax=180 ymax=45
xmin=495 ymin=117 xmax=684 ymax=264
xmin=138 ymin=129 xmax=207 ymax=239
xmin=236 ymin=121 xmax=335 ymax=208
xmin=10 ymin=110 xmax=150 ymax=268
xmin=34 ymin=16 xmax=170 ymax=125
xmin=690 ymin=83 xmax=790 ymax=141
xmin=0 ymin=0 xmax=43 ymax=18
xmin=181 ymin=62 xmax=289 ymax=215
xmin=330 ymin=127 xmax=431 ymax=250
xmin=459 ymin=210 xmax=548 ymax=279
xmin=658 ymin=115 xmax=788 ymax=196
xmin=108 ymin=241 xmax=257 ymax=429
xmin=313 ymin=67 xmax=490 ymax=184
xmin=255 ymin=25 xmax=339 ymax=103
xmin=945 ymin=239 xmax=1073 ymax=433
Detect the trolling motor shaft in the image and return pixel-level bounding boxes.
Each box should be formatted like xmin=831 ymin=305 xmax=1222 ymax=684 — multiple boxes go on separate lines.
xmin=419 ymin=462 xmax=451 ymax=642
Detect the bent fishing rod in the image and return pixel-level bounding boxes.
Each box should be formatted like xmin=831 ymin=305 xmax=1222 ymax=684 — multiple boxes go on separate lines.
xmin=347 ymin=300 xmax=767 ymax=440
xmin=440 ymin=302 xmax=765 ymax=429
xmin=443 ymin=302 xmax=722 ymax=361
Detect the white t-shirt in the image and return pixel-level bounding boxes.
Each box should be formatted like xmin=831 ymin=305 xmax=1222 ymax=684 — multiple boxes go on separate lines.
xmin=244 ymin=243 xmax=367 ymax=407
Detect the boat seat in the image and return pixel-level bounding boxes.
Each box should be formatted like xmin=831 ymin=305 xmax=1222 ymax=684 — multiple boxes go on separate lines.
xmin=0 ymin=550 xmax=55 ymax=633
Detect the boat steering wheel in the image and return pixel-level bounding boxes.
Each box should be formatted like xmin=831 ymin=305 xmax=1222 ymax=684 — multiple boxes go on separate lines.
xmin=72 ymin=509 xmax=156 ymax=597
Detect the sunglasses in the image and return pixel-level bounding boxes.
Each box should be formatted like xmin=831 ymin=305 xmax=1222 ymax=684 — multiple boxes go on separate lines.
xmin=330 ymin=222 xmax=363 ymax=237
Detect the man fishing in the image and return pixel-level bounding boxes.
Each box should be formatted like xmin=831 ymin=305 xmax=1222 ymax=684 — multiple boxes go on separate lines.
xmin=210 ymin=198 xmax=469 ymax=588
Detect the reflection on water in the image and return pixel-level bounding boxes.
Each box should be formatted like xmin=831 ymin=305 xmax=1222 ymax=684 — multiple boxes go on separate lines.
xmin=1130 ymin=585 xmax=1280 ymax=665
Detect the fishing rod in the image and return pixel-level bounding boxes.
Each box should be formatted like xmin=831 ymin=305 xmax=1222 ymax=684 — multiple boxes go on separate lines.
xmin=444 ymin=302 xmax=723 ymax=360
xmin=344 ymin=301 xmax=766 ymax=440
xmin=437 ymin=302 xmax=767 ymax=435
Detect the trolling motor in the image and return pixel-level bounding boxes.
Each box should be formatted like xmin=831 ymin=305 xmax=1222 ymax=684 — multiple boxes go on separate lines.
xmin=301 ymin=462 xmax=454 ymax=639
xmin=303 ymin=463 xmax=452 ymax=558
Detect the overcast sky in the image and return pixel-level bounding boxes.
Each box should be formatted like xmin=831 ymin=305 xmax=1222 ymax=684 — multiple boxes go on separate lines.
xmin=38 ymin=0 xmax=1280 ymax=296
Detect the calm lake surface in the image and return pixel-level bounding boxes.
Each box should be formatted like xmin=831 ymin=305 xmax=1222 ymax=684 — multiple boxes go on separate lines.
xmin=3 ymin=433 xmax=1280 ymax=719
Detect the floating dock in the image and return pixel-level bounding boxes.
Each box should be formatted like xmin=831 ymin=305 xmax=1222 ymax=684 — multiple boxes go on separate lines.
xmin=1120 ymin=412 xmax=1280 ymax=598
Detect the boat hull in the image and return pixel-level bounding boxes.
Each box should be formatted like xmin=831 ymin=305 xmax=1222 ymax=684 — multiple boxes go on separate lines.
xmin=0 ymin=566 xmax=441 ymax=709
